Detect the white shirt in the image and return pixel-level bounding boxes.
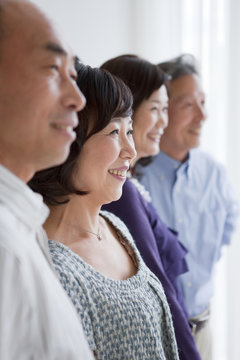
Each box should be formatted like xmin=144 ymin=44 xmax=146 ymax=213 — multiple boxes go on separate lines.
xmin=0 ymin=165 xmax=93 ymax=360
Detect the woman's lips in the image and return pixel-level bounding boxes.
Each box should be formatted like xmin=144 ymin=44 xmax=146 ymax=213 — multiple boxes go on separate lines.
xmin=108 ymin=166 xmax=129 ymax=181
xmin=147 ymin=129 xmax=164 ymax=143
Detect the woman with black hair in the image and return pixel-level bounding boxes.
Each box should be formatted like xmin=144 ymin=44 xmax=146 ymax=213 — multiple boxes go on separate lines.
xmin=29 ymin=63 xmax=179 ymax=360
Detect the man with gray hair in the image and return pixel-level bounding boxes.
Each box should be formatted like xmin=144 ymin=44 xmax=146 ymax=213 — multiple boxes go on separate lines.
xmin=136 ymin=54 xmax=239 ymax=360
xmin=0 ymin=0 xmax=93 ymax=358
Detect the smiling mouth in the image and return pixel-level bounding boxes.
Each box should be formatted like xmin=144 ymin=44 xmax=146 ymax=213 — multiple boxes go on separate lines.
xmin=189 ymin=128 xmax=201 ymax=135
xmin=108 ymin=169 xmax=127 ymax=177
xmin=51 ymin=123 xmax=76 ymax=141
xmin=52 ymin=124 xmax=73 ymax=132
xmin=148 ymin=134 xmax=161 ymax=143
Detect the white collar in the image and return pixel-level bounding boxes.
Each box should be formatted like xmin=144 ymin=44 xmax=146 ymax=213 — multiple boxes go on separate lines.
xmin=0 ymin=165 xmax=49 ymax=230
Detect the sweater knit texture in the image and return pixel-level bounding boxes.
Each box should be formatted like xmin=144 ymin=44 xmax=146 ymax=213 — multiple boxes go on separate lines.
xmin=49 ymin=210 xmax=179 ymax=360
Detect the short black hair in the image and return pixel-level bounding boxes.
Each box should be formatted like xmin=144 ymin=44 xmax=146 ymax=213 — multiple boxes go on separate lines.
xmin=29 ymin=63 xmax=133 ymax=206
xmin=159 ymin=54 xmax=200 ymax=80
xmin=101 ymin=54 xmax=169 ymax=112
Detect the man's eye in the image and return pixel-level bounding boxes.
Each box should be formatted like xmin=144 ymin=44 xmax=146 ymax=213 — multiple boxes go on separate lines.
xmin=50 ymin=64 xmax=59 ymax=71
xmin=70 ymin=69 xmax=78 ymax=82
xmin=71 ymin=74 xmax=77 ymax=82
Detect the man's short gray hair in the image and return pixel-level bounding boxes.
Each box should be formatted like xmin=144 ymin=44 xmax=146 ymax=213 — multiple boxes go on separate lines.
xmin=159 ymin=54 xmax=200 ymax=80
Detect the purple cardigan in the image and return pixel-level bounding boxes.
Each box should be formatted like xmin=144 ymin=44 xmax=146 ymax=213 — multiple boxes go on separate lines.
xmin=102 ymin=179 xmax=201 ymax=360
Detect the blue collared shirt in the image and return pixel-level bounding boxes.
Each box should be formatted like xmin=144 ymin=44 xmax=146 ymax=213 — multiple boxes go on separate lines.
xmin=136 ymin=149 xmax=239 ymax=317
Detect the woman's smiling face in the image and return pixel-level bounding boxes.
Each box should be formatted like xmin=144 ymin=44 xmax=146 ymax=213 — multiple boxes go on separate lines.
xmin=132 ymin=85 xmax=169 ymax=162
xmin=73 ymin=116 xmax=136 ymax=205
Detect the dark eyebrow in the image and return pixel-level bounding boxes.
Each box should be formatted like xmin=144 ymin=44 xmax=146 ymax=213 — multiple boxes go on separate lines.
xmin=44 ymin=42 xmax=67 ymax=57
xmin=43 ymin=42 xmax=77 ymax=69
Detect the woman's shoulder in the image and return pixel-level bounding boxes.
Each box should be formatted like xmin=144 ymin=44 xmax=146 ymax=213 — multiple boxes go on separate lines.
xmin=100 ymin=210 xmax=134 ymax=240
xmin=48 ymin=239 xmax=88 ymax=279
xmin=100 ymin=210 xmax=147 ymax=268
xmin=128 ymin=177 xmax=152 ymax=203
xmin=122 ymin=177 xmax=151 ymax=203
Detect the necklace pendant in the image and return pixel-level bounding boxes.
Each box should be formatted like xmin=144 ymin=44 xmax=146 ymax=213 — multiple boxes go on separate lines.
xmin=97 ymin=234 xmax=102 ymax=241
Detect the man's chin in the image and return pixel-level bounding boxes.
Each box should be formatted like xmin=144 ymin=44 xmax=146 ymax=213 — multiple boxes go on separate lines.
xmin=192 ymin=141 xmax=201 ymax=149
xmin=188 ymin=137 xmax=201 ymax=150
xmin=37 ymin=148 xmax=71 ymax=172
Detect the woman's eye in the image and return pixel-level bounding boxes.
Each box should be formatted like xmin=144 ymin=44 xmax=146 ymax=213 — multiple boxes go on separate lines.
xmin=151 ymin=107 xmax=158 ymax=111
xmin=127 ymin=129 xmax=134 ymax=136
xmin=110 ymin=129 xmax=119 ymax=135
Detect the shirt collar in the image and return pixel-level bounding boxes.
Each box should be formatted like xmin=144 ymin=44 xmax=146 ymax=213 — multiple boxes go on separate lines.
xmin=158 ymin=151 xmax=193 ymax=179
xmin=0 ymin=165 xmax=49 ymax=230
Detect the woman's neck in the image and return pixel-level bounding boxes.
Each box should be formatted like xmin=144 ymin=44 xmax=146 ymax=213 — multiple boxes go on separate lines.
xmin=44 ymin=195 xmax=102 ymax=244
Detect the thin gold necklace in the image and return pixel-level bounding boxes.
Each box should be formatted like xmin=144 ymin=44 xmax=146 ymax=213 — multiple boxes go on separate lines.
xmin=49 ymin=216 xmax=102 ymax=241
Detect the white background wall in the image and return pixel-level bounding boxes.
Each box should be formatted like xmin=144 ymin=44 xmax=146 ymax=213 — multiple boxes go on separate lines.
xmin=31 ymin=1 xmax=240 ymax=359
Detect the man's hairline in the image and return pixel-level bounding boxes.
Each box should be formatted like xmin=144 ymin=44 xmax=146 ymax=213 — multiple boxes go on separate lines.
xmin=167 ymin=73 xmax=202 ymax=97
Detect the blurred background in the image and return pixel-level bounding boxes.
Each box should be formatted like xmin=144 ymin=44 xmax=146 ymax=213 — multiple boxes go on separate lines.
xmin=31 ymin=0 xmax=240 ymax=359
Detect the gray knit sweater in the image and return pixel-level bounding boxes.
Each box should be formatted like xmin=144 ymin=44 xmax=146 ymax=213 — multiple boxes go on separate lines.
xmin=49 ymin=211 xmax=179 ymax=360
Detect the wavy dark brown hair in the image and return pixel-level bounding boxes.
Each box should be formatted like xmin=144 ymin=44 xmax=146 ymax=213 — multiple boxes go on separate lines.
xmin=29 ymin=62 xmax=133 ymax=205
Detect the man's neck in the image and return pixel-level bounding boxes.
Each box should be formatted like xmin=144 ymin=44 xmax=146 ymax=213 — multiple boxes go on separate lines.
xmin=0 ymin=153 xmax=34 ymax=183
xmin=162 ymin=150 xmax=188 ymax=163
xmin=160 ymin=141 xmax=188 ymax=163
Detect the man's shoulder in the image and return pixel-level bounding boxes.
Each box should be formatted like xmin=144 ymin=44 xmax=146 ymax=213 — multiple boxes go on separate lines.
xmin=0 ymin=202 xmax=27 ymax=260
xmin=191 ymin=149 xmax=224 ymax=172
xmin=190 ymin=150 xmax=234 ymax=196
xmin=0 ymin=203 xmax=17 ymax=236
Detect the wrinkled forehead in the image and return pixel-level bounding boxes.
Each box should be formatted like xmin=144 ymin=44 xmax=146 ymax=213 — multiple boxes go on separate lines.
xmin=168 ymin=74 xmax=204 ymax=101
xmin=1 ymin=0 xmax=74 ymax=59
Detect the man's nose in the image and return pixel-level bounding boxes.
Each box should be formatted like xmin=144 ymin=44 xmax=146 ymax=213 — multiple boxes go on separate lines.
xmin=196 ymin=103 xmax=207 ymax=122
xmin=63 ymin=80 xmax=86 ymax=112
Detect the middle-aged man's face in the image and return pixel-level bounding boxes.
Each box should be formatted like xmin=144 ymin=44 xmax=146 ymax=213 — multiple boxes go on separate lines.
xmin=160 ymin=74 xmax=206 ymax=162
xmin=0 ymin=1 xmax=86 ymax=182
